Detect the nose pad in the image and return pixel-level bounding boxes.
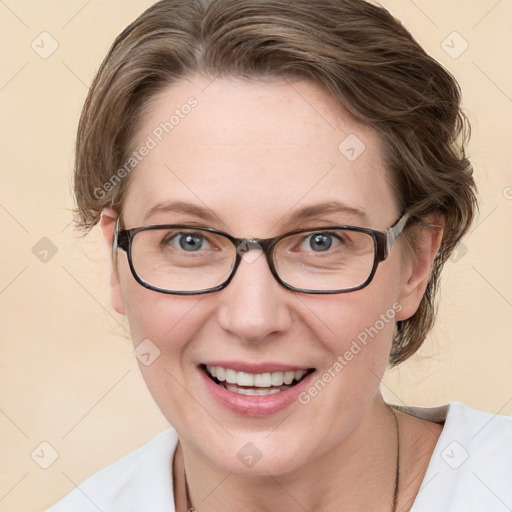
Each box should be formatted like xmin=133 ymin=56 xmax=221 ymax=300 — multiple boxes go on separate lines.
xmin=235 ymin=238 xmax=264 ymax=265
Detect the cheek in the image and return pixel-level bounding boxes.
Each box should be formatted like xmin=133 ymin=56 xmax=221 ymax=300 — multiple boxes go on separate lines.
xmin=297 ymin=290 xmax=398 ymax=394
xmin=294 ymin=260 xmax=403 ymax=398
xmin=116 ymin=252 xmax=200 ymax=345
xmin=298 ymin=266 xmax=401 ymax=357
xmin=123 ymin=291 xmax=195 ymax=344
xmin=120 ymin=279 xmax=210 ymax=425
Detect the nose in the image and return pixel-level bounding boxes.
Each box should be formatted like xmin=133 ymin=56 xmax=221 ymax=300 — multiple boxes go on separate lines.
xmin=216 ymin=249 xmax=293 ymax=344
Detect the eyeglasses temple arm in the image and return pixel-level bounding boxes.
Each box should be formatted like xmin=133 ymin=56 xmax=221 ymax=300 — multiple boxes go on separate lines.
xmin=112 ymin=218 xmax=120 ymax=257
xmin=385 ymin=212 xmax=410 ymax=257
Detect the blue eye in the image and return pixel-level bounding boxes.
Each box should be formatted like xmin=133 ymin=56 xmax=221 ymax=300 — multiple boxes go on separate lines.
xmin=166 ymin=232 xmax=210 ymax=252
xmin=309 ymin=233 xmax=333 ymax=252
xmin=299 ymin=232 xmax=344 ymax=252
xmin=180 ymin=233 xmax=203 ymax=251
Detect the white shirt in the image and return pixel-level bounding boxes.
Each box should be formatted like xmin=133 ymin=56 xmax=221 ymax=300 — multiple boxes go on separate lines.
xmin=47 ymin=402 xmax=512 ymax=511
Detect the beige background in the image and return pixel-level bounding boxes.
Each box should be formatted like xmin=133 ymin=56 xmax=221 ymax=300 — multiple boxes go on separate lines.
xmin=0 ymin=1 xmax=511 ymax=510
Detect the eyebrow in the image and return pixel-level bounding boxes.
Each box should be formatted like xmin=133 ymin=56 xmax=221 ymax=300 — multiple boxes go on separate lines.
xmin=143 ymin=200 xmax=220 ymax=224
xmin=143 ymin=199 xmax=368 ymax=228
xmin=279 ymin=201 xmax=369 ymax=227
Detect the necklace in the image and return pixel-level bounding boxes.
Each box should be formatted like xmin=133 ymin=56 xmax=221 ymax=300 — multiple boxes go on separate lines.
xmin=391 ymin=407 xmax=400 ymax=511
xmin=185 ymin=406 xmax=400 ymax=512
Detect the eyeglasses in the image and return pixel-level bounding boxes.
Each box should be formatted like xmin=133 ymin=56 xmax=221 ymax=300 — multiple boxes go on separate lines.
xmin=114 ymin=213 xmax=409 ymax=295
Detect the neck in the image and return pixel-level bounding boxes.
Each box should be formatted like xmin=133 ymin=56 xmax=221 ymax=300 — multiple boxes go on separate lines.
xmin=173 ymin=393 xmax=399 ymax=512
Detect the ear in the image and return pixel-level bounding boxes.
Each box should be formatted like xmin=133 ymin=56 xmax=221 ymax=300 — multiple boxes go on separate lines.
xmin=99 ymin=208 xmax=126 ymax=316
xmin=395 ymin=214 xmax=444 ymax=322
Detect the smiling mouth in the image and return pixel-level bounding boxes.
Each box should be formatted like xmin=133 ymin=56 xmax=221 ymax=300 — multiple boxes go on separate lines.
xmin=202 ymin=364 xmax=315 ymax=396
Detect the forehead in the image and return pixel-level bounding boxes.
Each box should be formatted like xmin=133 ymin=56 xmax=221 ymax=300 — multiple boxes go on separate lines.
xmin=123 ymin=75 xmax=398 ymax=233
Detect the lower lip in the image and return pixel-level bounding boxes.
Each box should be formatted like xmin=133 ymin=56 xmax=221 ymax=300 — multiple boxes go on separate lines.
xmin=199 ymin=366 xmax=316 ymax=417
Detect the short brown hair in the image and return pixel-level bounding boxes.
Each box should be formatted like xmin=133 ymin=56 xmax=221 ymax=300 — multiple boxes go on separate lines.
xmin=73 ymin=0 xmax=478 ymax=365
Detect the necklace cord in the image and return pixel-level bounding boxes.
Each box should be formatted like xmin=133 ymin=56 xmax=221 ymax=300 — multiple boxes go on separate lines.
xmin=391 ymin=406 xmax=400 ymax=512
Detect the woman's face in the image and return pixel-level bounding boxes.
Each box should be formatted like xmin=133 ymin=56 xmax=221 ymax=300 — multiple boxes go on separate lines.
xmin=102 ymin=76 xmax=425 ymax=475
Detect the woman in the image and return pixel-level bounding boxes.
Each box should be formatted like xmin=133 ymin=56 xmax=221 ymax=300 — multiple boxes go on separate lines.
xmin=48 ymin=0 xmax=511 ymax=510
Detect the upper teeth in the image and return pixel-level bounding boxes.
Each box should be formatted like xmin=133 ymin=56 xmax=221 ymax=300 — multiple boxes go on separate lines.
xmin=206 ymin=365 xmax=308 ymax=387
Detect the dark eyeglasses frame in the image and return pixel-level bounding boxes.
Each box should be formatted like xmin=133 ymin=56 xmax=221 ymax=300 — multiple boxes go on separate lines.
xmin=113 ymin=212 xmax=410 ymax=295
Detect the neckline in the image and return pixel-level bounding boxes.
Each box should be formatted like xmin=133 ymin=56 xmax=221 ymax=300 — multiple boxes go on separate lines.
xmin=391 ymin=403 xmax=449 ymax=425
xmin=391 ymin=403 xmax=451 ymax=510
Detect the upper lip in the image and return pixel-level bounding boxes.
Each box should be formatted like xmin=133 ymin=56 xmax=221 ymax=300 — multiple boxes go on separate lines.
xmin=201 ymin=361 xmax=314 ymax=373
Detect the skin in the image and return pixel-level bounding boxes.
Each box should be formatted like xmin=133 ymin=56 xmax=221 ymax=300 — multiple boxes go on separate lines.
xmin=100 ymin=75 xmax=443 ymax=511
